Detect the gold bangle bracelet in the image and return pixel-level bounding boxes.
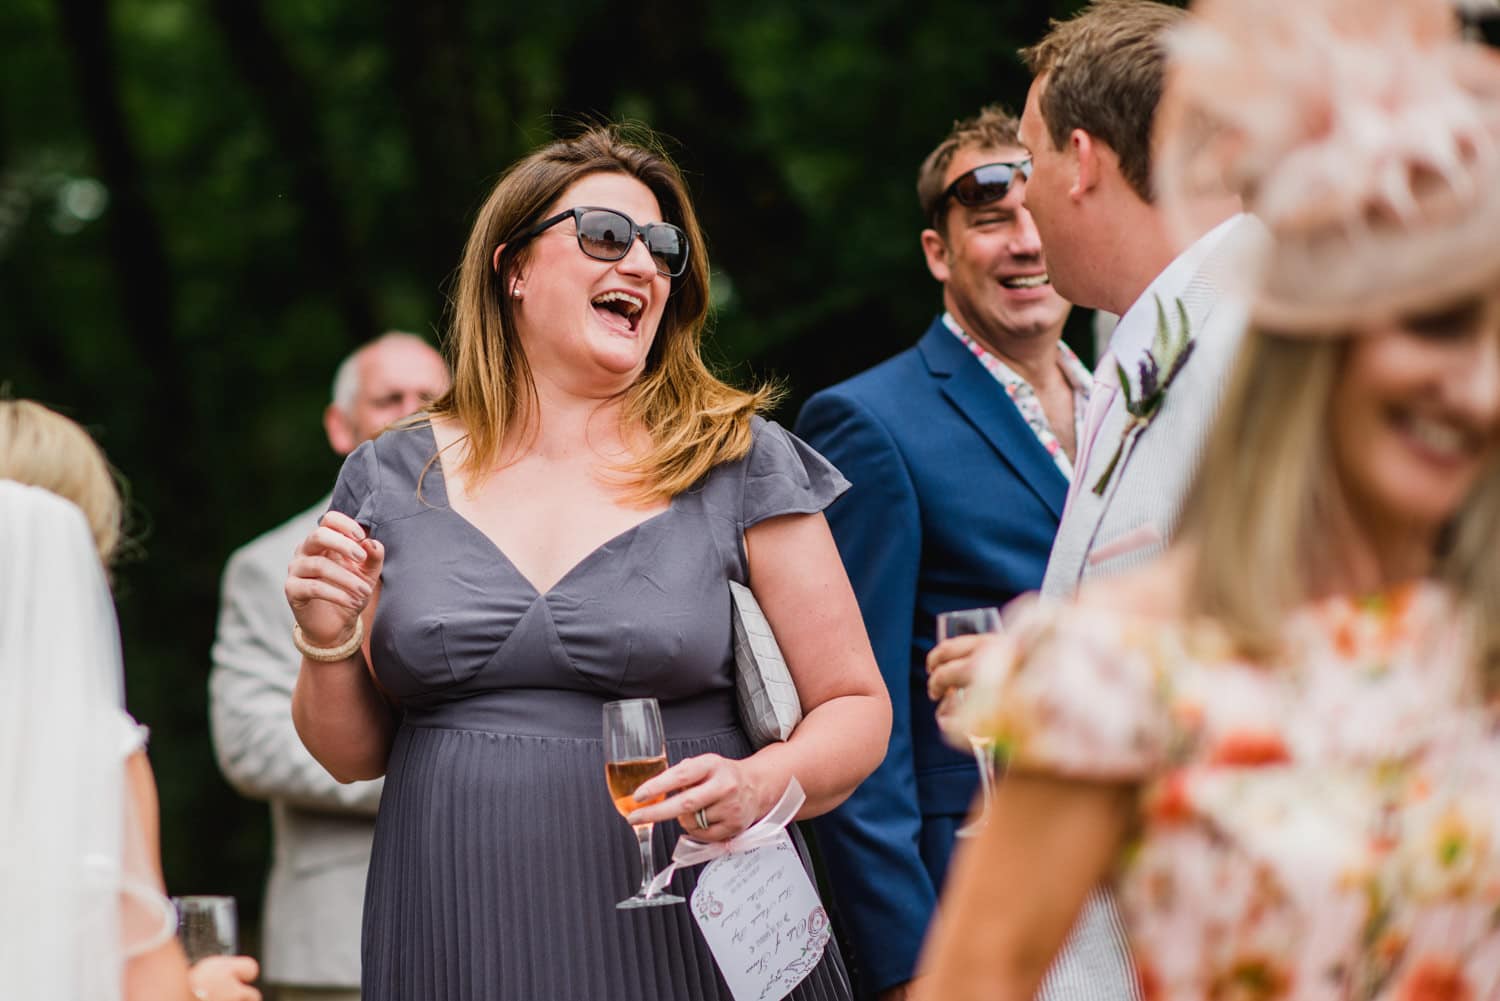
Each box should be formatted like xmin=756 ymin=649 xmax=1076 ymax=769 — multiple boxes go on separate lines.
xmin=292 ymin=619 xmax=364 ymax=662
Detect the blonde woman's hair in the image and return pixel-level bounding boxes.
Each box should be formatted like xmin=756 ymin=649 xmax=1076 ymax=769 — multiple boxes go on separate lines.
xmin=1179 ymin=332 xmax=1500 ymax=690
xmin=430 ymin=122 xmax=777 ymax=502
xmin=0 ymin=400 xmax=125 ymax=565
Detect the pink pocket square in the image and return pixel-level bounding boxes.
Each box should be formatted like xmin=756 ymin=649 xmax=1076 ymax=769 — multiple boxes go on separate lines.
xmin=1087 ymin=523 xmax=1165 ymax=565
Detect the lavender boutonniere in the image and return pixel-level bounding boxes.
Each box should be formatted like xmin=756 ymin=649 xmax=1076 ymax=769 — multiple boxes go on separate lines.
xmin=1091 ymin=295 xmax=1196 ymax=496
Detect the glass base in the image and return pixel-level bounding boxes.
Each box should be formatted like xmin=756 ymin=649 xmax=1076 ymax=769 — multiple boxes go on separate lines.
xmin=616 ymin=891 xmax=685 ymax=910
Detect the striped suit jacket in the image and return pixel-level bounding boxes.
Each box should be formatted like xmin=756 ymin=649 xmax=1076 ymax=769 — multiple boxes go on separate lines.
xmin=1043 ymin=220 xmax=1257 ymax=597
xmin=1034 ymin=218 xmax=1257 ymax=1001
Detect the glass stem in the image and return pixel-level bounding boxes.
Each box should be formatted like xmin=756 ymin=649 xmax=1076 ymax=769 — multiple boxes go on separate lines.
xmin=634 ymin=823 xmax=656 ymax=897
xmin=971 ymin=737 xmax=995 ymax=814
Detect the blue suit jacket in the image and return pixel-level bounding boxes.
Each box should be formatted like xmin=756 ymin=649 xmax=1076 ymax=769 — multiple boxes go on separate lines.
xmin=796 ymin=318 xmax=1068 ymax=996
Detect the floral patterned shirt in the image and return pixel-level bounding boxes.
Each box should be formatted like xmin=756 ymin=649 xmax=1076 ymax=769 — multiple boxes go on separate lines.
xmin=943 ymin=313 xmax=1094 ymax=481
xmin=959 ymin=584 xmax=1500 ymax=1001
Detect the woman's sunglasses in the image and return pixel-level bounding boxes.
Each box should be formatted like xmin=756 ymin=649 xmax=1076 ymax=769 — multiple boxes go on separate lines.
xmin=935 ymin=159 xmax=1033 ymax=219
xmin=508 ymin=206 xmax=691 ymax=278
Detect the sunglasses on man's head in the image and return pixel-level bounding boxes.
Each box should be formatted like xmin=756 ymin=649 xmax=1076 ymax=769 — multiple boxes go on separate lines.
xmin=508 ymin=206 xmax=691 ymax=278
xmin=935 ymin=159 xmax=1033 ymax=219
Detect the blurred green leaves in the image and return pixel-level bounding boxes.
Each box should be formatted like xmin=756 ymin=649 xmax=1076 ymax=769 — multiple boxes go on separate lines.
xmin=1 ymin=0 xmax=1084 ymax=928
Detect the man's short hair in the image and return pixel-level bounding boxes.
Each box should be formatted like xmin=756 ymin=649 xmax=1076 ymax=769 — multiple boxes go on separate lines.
xmin=1021 ymin=0 xmax=1185 ymax=203
xmin=330 ymin=331 xmax=429 ymax=412
xmin=916 ymin=105 xmax=1023 ymax=235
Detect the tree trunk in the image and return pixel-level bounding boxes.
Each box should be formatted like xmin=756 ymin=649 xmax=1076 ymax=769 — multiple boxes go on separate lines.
xmin=382 ymin=0 xmax=492 ymax=297
xmin=208 ymin=0 xmax=377 ymax=347
xmin=54 ymin=0 xmax=192 ymax=426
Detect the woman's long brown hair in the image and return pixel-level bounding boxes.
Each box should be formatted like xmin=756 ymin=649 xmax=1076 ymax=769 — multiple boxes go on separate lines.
xmin=427 ymin=122 xmax=777 ymax=502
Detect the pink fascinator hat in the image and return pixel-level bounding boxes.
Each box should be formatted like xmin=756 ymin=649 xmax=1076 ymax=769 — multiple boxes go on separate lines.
xmin=1155 ymin=0 xmax=1500 ymax=333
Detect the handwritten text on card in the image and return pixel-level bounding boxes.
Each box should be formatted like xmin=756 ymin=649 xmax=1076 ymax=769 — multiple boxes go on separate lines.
xmin=690 ymin=831 xmax=829 ymax=1001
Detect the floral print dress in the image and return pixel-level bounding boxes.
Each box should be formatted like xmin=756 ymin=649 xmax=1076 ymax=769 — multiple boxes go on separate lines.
xmin=960 ymin=584 xmax=1500 ymax=1001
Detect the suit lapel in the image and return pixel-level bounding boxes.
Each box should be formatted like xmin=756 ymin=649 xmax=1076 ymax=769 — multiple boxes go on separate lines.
xmin=1053 ymin=217 xmax=1257 ymax=590
xmin=1077 ymin=387 xmax=1132 ymax=500
xmin=1049 ymin=380 xmax=1131 ymax=585
xmin=1101 ymin=220 xmax=1252 ymax=492
xmin=918 ymin=321 xmax=1069 ymax=520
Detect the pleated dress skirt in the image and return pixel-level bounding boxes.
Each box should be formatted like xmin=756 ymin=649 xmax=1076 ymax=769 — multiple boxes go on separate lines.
xmin=361 ymin=689 xmax=852 ymax=1001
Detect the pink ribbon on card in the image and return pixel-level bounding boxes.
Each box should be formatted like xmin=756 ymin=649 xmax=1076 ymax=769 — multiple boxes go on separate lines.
xmin=644 ymin=778 xmax=806 ymax=897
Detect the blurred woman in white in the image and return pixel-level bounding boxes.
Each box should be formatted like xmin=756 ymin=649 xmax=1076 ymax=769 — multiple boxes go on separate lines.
xmin=0 ymin=400 xmax=260 ymax=1001
xmin=919 ymin=2 xmax=1500 ymax=998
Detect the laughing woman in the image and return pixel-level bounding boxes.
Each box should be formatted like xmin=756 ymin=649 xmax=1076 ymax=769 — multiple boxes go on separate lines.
xmin=918 ymin=2 xmax=1500 ymax=999
xmin=284 ymin=125 xmax=887 ymax=1001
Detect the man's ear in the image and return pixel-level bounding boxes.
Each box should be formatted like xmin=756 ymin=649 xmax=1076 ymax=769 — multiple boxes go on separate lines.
xmin=920 ymin=227 xmax=952 ymax=285
xmin=1070 ymin=129 xmax=1102 ymax=202
xmin=323 ymin=404 xmax=357 ymax=457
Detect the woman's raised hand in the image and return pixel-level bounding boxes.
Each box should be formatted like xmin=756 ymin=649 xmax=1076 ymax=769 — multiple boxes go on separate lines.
xmin=626 ymin=753 xmax=775 ymax=843
xmin=284 ymin=510 xmax=383 ymax=647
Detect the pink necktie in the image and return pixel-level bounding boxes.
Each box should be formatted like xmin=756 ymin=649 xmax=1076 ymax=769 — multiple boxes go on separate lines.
xmin=1065 ymin=351 xmax=1119 ymax=508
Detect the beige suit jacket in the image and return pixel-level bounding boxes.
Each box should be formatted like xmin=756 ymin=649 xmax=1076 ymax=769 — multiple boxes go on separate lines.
xmin=1043 ymin=220 xmax=1258 ymax=599
xmin=209 ymin=498 xmax=381 ymax=988
xmin=1031 ymin=219 xmax=1258 ymax=1001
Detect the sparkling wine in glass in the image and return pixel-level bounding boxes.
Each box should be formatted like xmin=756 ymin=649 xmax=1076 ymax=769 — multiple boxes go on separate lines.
xmin=937 ymin=607 xmax=1003 ymax=838
xmin=171 ymin=895 xmax=237 ymax=963
xmin=603 ymin=698 xmax=684 ymax=909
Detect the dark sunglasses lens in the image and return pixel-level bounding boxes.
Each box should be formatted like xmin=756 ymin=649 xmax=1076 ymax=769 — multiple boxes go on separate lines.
xmin=577 ymin=210 xmax=633 ymax=261
xmin=644 ymin=225 xmax=689 ymax=276
xmin=953 ymin=162 xmax=1031 ymax=206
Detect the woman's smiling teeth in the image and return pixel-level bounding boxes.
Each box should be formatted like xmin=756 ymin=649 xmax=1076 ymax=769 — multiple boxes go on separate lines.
xmin=591 ymin=290 xmax=645 ymax=333
xmin=1399 ymin=411 xmax=1476 ymax=460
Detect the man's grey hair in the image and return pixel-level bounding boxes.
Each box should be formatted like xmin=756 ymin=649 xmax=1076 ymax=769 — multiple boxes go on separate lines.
xmin=329 ymin=331 xmax=433 ymax=412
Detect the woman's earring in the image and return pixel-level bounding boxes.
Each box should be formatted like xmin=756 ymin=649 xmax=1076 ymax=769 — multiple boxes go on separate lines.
xmin=511 ymin=282 xmax=523 ymax=300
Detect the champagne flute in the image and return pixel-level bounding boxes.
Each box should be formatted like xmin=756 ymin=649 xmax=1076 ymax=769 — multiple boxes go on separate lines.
xmin=171 ymin=895 xmax=237 ymax=962
xmin=937 ymin=607 xmax=1003 ymax=838
xmin=603 ymin=698 xmax=684 ymax=909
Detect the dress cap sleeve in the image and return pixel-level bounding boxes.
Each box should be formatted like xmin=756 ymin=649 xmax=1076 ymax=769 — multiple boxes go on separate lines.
xmin=955 ymin=597 xmax=1174 ymax=781
xmin=327 ymin=439 xmax=381 ymax=530
xmin=741 ymin=417 xmax=851 ymax=529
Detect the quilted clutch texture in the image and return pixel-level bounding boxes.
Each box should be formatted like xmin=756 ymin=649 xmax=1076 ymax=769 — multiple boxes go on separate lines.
xmin=729 ymin=580 xmax=802 ymax=747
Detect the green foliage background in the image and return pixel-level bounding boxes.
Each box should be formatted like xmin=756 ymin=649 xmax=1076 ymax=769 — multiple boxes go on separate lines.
xmin=1 ymin=0 xmax=1088 ymax=944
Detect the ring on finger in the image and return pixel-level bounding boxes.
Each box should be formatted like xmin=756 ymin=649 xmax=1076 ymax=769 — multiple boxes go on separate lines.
xmin=694 ymin=808 xmax=710 ymax=831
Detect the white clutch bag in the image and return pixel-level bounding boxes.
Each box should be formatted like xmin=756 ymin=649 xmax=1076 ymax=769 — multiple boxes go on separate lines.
xmin=729 ymin=580 xmax=802 ymax=747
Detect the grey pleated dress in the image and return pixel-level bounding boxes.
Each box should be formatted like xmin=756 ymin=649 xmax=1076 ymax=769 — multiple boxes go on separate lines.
xmin=327 ymin=416 xmax=855 ymax=1001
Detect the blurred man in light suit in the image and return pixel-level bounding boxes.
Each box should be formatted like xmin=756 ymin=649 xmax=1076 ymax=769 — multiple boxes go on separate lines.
xmin=209 ymin=332 xmax=449 ymax=1001
xmin=796 ymin=106 xmax=1083 ymax=1001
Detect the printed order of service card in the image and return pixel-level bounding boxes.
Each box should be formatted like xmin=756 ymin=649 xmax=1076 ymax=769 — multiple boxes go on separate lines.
xmin=691 ymin=830 xmax=830 ymax=1001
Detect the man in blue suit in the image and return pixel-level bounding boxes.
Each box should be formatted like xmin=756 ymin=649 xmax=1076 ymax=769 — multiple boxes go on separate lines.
xmin=796 ymin=106 xmax=1086 ymax=1001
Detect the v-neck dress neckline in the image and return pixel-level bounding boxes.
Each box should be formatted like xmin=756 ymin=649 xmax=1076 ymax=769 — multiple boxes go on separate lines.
xmin=418 ymin=420 xmax=678 ymax=598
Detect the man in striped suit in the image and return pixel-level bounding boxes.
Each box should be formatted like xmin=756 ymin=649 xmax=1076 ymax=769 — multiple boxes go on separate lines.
xmin=1019 ymin=1 xmax=1252 ymax=601
xmin=926 ymin=3 xmax=1252 ymax=999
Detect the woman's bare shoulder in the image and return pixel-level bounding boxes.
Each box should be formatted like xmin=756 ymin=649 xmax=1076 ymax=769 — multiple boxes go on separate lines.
xmin=425 ymin=413 xmax=464 ymax=449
